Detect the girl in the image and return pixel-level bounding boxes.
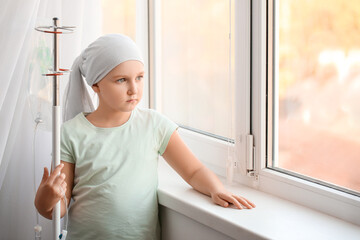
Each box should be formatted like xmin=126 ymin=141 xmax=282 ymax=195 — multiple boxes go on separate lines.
xmin=34 ymin=34 xmax=255 ymax=240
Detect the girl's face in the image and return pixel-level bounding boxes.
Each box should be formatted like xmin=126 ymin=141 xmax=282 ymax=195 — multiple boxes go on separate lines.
xmin=92 ymin=60 xmax=144 ymax=113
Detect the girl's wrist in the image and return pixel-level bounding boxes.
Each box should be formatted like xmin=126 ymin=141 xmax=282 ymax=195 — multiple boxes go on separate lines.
xmin=209 ymin=186 xmax=227 ymax=197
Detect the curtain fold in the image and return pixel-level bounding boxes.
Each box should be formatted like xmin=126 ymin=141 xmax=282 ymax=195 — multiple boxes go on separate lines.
xmin=0 ymin=0 xmax=41 ymax=188
xmin=0 ymin=0 xmax=101 ymax=239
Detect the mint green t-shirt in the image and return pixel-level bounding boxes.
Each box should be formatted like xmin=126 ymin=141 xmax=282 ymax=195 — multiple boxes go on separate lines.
xmin=60 ymin=107 xmax=178 ymax=240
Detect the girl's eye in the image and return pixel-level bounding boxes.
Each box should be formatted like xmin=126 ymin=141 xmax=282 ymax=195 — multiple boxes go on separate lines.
xmin=116 ymin=78 xmax=126 ymax=83
xmin=136 ymin=76 xmax=143 ymax=81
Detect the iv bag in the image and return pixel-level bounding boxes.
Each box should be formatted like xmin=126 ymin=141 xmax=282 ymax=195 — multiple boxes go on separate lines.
xmin=27 ymin=33 xmax=53 ymax=132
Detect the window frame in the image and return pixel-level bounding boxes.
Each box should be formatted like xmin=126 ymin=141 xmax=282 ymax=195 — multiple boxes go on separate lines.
xmin=148 ymin=0 xmax=252 ymax=182
xmin=252 ymin=0 xmax=360 ymax=225
xmin=136 ymin=0 xmax=150 ymax=109
xmin=147 ymin=0 xmax=360 ymax=226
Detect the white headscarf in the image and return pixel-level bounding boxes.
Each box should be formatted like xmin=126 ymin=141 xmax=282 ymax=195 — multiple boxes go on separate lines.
xmin=62 ymin=34 xmax=144 ymax=122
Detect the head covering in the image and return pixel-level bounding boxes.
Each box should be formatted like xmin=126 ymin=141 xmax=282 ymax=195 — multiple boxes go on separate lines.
xmin=62 ymin=34 xmax=144 ymax=122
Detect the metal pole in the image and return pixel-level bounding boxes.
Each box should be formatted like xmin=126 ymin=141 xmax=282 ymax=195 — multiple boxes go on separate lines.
xmin=52 ymin=17 xmax=61 ymax=240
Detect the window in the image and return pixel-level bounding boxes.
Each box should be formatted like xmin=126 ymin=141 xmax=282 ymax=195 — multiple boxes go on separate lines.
xmin=250 ymin=0 xmax=360 ymax=225
xmin=156 ymin=0 xmax=235 ymax=140
xmin=267 ymin=0 xmax=360 ymax=196
xmin=147 ymin=0 xmax=359 ymax=225
xmin=149 ymin=0 xmax=251 ymax=175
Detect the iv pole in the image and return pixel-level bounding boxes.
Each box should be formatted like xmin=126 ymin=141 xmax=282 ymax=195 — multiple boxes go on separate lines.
xmin=35 ymin=17 xmax=75 ymax=240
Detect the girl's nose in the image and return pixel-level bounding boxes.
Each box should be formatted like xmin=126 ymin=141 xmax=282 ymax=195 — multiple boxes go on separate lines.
xmin=127 ymin=81 xmax=138 ymax=95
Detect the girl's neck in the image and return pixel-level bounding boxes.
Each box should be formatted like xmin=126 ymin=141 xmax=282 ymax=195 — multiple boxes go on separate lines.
xmin=85 ymin=108 xmax=132 ymax=128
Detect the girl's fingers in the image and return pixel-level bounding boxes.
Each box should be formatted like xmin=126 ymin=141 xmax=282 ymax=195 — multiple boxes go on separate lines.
xmin=213 ymin=191 xmax=256 ymax=210
xmin=40 ymin=167 xmax=49 ymax=184
xmin=233 ymin=195 xmax=256 ymax=209
xmin=53 ymin=173 xmax=66 ymax=188
xmin=213 ymin=195 xmax=230 ymax=208
xmin=57 ymin=186 xmax=66 ymax=198
xmin=61 ymin=181 xmax=67 ymax=188
xmin=57 ymin=180 xmax=67 ymax=197
xmin=48 ymin=164 xmax=64 ymax=184
xmin=60 ymin=182 xmax=67 ymax=195
xmin=218 ymin=193 xmax=243 ymax=209
xmin=244 ymin=196 xmax=256 ymax=208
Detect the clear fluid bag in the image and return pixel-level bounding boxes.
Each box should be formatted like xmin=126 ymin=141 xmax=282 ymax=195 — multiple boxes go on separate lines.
xmin=27 ymin=32 xmax=53 ymax=132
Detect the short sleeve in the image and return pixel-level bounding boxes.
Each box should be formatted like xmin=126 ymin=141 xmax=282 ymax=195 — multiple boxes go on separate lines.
xmin=153 ymin=111 xmax=179 ymax=155
xmin=60 ymin=124 xmax=75 ymax=163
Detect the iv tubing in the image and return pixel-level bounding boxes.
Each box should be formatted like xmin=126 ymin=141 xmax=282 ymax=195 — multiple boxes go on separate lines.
xmin=33 ymin=119 xmax=42 ymax=240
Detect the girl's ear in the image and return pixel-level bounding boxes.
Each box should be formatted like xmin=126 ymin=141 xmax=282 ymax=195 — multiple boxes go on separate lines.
xmin=92 ymin=83 xmax=99 ymax=93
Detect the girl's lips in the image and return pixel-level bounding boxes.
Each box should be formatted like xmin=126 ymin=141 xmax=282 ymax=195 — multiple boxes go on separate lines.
xmin=127 ymin=99 xmax=137 ymax=102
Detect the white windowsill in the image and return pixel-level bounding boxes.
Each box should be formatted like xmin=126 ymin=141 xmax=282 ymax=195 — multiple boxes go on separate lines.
xmin=157 ymin=159 xmax=360 ymax=240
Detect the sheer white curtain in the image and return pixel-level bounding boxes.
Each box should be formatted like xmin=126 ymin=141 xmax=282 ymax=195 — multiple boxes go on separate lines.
xmin=0 ymin=0 xmax=101 ymax=239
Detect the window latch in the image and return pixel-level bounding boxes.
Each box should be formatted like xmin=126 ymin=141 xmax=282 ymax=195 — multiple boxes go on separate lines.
xmin=246 ymin=134 xmax=255 ymax=177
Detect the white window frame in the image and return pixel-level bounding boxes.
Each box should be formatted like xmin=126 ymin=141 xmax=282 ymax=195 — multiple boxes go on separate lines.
xmin=146 ymin=0 xmax=360 ymax=226
xmin=148 ymin=0 xmax=253 ymax=185
xmin=252 ymin=0 xmax=360 ymax=225
xmin=136 ymin=0 xmax=150 ymax=109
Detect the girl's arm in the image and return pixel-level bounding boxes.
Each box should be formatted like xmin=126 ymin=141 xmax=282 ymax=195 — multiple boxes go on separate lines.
xmin=162 ymin=131 xmax=255 ymax=209
xmin=60 ymin=161 xmax=74 ymax=214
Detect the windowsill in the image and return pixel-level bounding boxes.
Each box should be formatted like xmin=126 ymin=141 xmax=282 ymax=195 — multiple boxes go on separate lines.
xmin=157 ymin=159 xmax=360 ymax=240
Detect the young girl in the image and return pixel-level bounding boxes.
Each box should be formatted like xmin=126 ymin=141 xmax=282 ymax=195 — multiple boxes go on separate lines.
xmin=34 ymin=34 xmax=255 ymax=240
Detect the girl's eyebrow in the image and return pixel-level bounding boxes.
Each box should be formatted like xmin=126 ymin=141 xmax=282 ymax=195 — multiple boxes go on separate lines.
xmin=113 ymin=71 xmax=145 ymax=78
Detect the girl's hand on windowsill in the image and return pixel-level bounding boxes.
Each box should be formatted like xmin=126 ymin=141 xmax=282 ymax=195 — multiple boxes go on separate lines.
xmin=210 ymin=189 xmax=256 ymax=209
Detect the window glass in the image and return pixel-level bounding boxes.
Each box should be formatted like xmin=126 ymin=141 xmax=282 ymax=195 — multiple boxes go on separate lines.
xmin=160 ymin=0 xmax=235 ymax=139
xmin=96 ymin=0 xmax=136 ymax=107
xmin=268 ymin=0 xmax=360 ymax=194
xmin=101 ymin=0 xmax=136 ymax=40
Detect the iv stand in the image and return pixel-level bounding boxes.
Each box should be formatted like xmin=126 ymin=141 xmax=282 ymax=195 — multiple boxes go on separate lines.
xmin=35 ymin=17 xmax=75 ymax=240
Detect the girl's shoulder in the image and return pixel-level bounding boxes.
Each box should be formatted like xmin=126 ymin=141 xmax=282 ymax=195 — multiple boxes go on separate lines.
xmin=136 ymin=106 xmax=156 ymax=114
xmin=61 ymin=112 xmax=86 ymax=133
xmin=134 ymin=107 xmax=157 ymax=117
xmin=135 ymin=107 xmax=167 ymax=121
xmin=135 ymin=107 xmax=177 ymax=129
